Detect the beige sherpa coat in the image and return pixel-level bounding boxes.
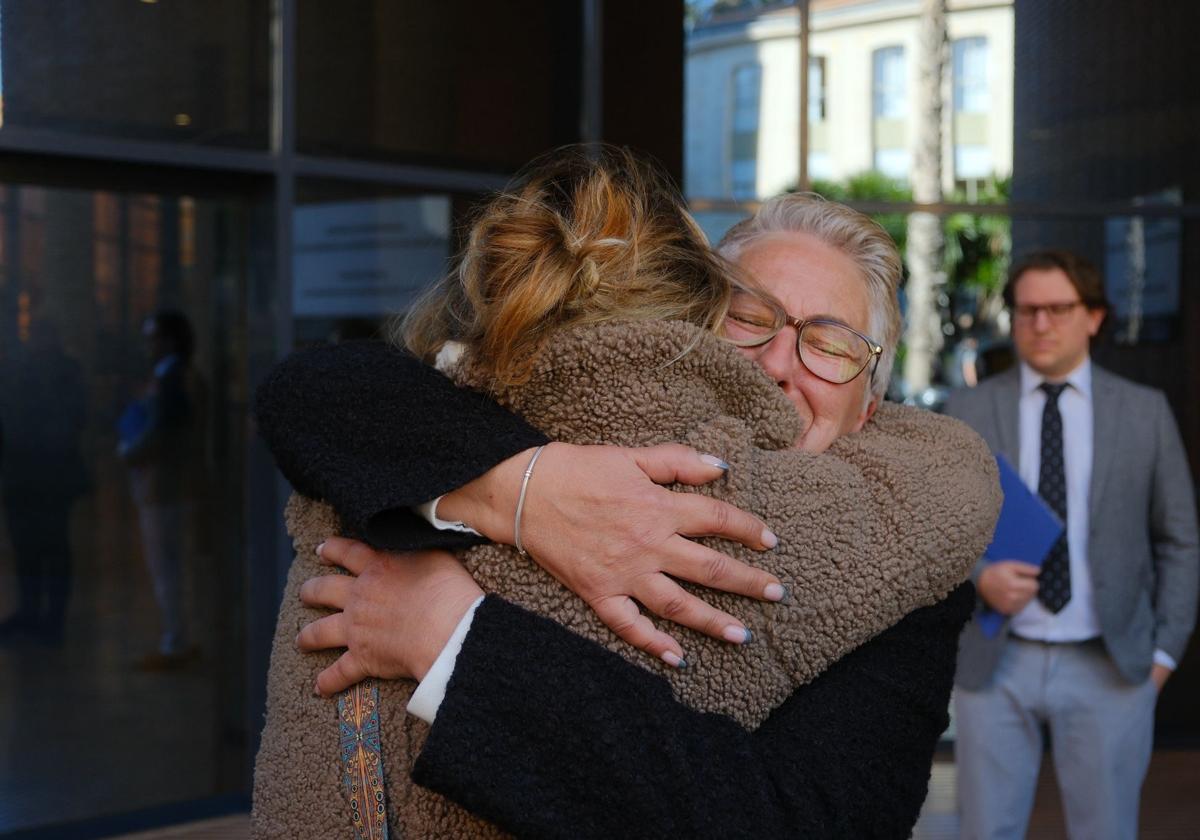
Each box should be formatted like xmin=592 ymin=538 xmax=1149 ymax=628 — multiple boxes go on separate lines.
xmin=253 ymin=320 xmax=1001 ymax=839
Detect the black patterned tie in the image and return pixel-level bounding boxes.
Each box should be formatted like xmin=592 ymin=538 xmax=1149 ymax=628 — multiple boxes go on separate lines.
xmin=1038 ymin=382 xmax=1071 ymax=612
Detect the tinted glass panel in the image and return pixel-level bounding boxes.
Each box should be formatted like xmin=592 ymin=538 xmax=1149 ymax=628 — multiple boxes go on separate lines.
xmin=297 ymin=0 xmax=581 ymax=170
xmin=291 ymin=180 xmax=489 ymax=345
xmin=0 ymin=184 xmax=257 ymax=833
xmin=0 ymin=0 xmax=270 ymax=148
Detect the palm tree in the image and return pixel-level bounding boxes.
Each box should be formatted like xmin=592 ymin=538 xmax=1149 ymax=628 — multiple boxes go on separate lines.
xmin=901 ymin=0 xmax=948 ymax=393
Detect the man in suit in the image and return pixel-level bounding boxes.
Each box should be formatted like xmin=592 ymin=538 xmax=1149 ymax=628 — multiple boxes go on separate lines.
xmin=946 ymin=249 xmax=1199 ymax=840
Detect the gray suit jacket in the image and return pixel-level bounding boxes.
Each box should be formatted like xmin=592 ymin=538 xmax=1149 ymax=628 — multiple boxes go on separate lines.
xmin=945 ymin=364 xmax=1199 ymax=688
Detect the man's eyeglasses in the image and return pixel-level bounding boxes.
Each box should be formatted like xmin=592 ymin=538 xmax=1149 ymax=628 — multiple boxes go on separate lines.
xmin=723 ymin=287 xmax=882 ymax=385
xmin=1012 ymin=301 xmax=1084 ymax=323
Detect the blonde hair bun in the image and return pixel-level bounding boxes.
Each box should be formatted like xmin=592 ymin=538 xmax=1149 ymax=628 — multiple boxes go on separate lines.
xmin=399 ymin=145 xmax=738 ymax=387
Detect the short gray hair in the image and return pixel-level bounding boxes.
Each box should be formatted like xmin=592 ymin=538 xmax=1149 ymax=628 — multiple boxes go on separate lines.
xmin=717 ymin=193 xmax=902 ymax=401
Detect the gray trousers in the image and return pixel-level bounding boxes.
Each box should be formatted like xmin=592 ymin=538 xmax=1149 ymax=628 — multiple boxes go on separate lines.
xmin=954 ymin=637 xmax=1156 ymax=840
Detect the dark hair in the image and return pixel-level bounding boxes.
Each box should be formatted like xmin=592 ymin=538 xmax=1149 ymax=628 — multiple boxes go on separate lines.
xmin=151 ymin=309 xmax=195 ymax=361
xmin=1004 ymin=249 xmax=1110 ymax=313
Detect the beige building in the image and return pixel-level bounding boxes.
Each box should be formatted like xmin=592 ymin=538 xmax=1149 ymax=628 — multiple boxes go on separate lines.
xmin=685 ymin=0 xmax=1014 ymax=203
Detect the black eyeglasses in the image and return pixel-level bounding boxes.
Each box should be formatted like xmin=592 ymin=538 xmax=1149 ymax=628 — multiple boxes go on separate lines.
xmin=723 ymin=287 xmax=882 ymax=385
xmin=1012 ymin=300 xmax=1084 ymax=323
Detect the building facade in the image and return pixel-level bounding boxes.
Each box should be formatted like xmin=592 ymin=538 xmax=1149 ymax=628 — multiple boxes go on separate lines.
xmin=685 ymin=0 xmax=1014 ymax=202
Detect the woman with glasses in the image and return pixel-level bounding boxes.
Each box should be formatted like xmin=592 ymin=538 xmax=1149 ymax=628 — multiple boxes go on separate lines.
xmin=725 ymin=288 xmax=882 ymax=386
xmin=253 ymin=147 xmax=1000 ymax=839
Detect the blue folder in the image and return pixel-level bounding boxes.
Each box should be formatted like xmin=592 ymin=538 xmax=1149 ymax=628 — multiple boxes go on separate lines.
xmin=977 ymin=455 xmax=1064 ymax=638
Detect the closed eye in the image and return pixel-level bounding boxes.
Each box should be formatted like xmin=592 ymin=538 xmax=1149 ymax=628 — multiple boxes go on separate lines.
xmin=728 ymin=312 xmax=774 ymax=329
xmin=806 ymin=339 xmax=855 ymax=359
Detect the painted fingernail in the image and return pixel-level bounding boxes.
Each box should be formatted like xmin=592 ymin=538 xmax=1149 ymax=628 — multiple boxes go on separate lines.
xmin=723 ymin=625 xmax=753 ymax=644
xmin=315 ymin=541 xmax=326 ymax=557
xmin=763 ymin=582 xmax=785 ymax=602
xmin=661 ymin=651 xmax=688 ymax=669
xmin=761 ymin=528 xmax=778 ymax=549
xmin=699 ymin=453 xmax=730 ymax=471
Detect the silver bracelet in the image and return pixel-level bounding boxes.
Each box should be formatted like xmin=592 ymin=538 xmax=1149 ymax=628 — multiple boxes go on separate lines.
xmin=514 ymin=444 xmax=548 ymax=555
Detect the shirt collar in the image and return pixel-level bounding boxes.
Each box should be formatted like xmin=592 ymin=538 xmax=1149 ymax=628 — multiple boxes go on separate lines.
xmin=434 ymin=341 xmax=465 ymax=374
xmin=1019 ymin=356 xmax=1092 ymax=399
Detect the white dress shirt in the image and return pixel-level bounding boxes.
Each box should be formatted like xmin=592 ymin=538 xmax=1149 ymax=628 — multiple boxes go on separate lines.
xmin=414 ymin=496 xmax=481 ymax=536
xmin=405 ymin=340 xmax=486 ymax=722
xmin=406 ymin=595 xmax=484 ymax=724
xmin=1011 ymin=358 xmax=1175 ymax=669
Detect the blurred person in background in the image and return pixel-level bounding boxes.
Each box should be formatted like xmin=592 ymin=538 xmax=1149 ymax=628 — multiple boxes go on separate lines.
xmin=118 ymin=309 xmax=204 ymax=669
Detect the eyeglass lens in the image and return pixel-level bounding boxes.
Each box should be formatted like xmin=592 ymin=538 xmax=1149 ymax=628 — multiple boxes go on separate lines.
xmin=1014 ymin=302 xmax=1081 ymax=321
xmin=726 ymin=292 xmax=873 ymax=384
xmin=797 ymin=322 xmax=871 ymax=383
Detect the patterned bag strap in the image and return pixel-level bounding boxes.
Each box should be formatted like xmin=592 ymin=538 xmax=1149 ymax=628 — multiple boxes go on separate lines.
xmin=339 ymin=680 xmax=390 ymax=839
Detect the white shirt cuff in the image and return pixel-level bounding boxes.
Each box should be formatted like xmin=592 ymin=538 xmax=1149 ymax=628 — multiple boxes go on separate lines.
xmin=1153 ymin=649 xmax=1177 ymax=671
xmin=406 ymin=595 xmax=485 ymax=724
xmin=414 ymin=495 xmax=481 ymax=536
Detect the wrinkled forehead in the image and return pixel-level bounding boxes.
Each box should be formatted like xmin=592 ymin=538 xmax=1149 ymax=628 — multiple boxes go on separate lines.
xmin=733 ymin=233 xmax=871 ymax=330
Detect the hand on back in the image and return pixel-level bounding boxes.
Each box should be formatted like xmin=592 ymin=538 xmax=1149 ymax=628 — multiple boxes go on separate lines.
xmin=439 ymin=442 xmax=785 ymax=666
xmin=296 ymin=442 xmax=788 ymax=694
xmin=296 ymin=538 xmax=483 ymax=696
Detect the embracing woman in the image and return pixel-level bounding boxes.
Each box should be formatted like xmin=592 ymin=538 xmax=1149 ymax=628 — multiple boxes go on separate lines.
xmin=252 ymin=146 xmax=1000 ymax=838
